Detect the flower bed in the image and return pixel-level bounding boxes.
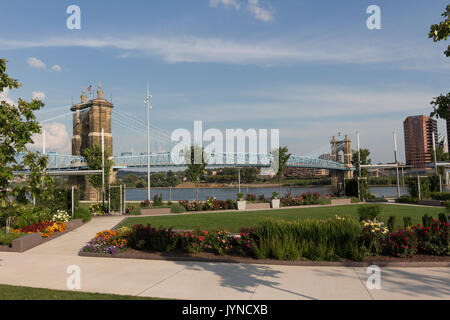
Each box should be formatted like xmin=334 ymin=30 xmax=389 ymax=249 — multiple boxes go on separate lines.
xmin=178 ymin=197 xmax=236 ymax=212
xmin=281 ymin=192 xmax=321 ymax=206
xmin=81 ymin=212 xmax=449 ymax=263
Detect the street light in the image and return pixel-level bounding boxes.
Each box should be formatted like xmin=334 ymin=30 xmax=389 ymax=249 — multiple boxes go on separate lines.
xmin=145 ymin=82 xmax=152 ymax=201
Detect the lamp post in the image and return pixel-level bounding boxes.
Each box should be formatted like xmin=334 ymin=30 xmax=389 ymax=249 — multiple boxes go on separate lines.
xmin=393 ymin=131 xmax=400 ymax=198
xmin=357 ymin=131 xmax=361 ymax=200
xmin=145 ymin=83 xmax=152 ymax=201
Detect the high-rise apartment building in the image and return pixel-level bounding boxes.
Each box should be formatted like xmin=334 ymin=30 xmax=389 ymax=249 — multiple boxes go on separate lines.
xmin=403 ymin=115 xmax=437 ymax=169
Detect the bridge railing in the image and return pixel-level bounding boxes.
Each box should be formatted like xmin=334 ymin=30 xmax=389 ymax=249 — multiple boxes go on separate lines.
xmin=14 ymin=152 xmax=349 ymax=171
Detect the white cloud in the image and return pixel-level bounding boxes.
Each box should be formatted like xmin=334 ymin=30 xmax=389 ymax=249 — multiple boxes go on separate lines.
xmin=209 ymin=0 xmax=240 ymax=10
xmin=247 ymin=0 xmax=273 ymax=22
xmin=31 ymin=122 xmax=70 ymax=154
xmin=1 ymin=35 xmax=447 ymax=69
xmin=209 ymin=0 xmax=273 ymax=22
xmin=0 ymin=88 xmax=16 ymax=105
xmin=27 ymin=57 xmax=46 ymax=69
xmin=51 ymin=64 xmax=62 ymax=71
xmin=32 ymin=91 xmax=46 ymax=101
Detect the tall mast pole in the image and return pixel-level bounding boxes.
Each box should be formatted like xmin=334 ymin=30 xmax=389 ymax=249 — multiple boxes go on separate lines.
xmin=145 ymin=82 xmax=152 ymax=201
xmin=393 ymin=131 xmax=400 ymax=198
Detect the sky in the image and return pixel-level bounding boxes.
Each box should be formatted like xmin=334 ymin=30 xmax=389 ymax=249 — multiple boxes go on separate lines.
xmin=0 ymin=0 xmax=449 ymax=163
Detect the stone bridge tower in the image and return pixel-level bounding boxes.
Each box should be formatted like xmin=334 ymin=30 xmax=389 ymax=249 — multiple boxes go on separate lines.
xmin=70 ymin=82 xmax=114 ymax=200
xmin=330 ymin=134 xmax=354 ymax=195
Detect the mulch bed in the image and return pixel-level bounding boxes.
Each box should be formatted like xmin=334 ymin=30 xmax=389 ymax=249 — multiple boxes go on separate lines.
xmin=79 ymin=248 xmax=450 ymax=267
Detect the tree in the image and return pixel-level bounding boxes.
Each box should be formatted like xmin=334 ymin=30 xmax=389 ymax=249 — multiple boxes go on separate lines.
xmin=272 ymin=146 xmax=291 ymax=194
xmin=352 ymin=148 xmax=371 ymax=176
xmin=83 ymin=144 xmax=113 ymax=201
xmin=0 ymin=59 xmax=51 ymax=206
xmin=184 ymin=145 xmax=208 ymax=200
xmin=429 ymin=5 xmax=450 ymax=121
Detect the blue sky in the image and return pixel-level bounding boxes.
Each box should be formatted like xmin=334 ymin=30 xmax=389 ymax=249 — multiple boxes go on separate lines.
xmin=0 ymin=0 xmax=449 ymax=163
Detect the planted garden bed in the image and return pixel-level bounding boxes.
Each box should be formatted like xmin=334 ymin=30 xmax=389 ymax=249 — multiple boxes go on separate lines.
xmin=0 ymin=218 xmax=83 ymax=252
xmin=79 ymin=206 xmax=449 ymax=266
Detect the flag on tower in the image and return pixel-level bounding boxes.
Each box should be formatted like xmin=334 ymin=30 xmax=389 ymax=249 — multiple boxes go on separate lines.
xmin=87 ymin=85 xmax=93 ymax=99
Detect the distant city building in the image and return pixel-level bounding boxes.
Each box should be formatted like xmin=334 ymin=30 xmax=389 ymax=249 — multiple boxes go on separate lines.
xmin=403 ymin=115 xmax=437 ymax=170
xmin=120 ymin=152 xmax=132 ymax=157
xmin=284 ymin=167 xmax=329 ymax=179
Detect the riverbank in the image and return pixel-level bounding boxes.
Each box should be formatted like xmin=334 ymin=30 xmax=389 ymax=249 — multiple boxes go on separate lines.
xmin=132 ymin=182 xmax=402 ymax=189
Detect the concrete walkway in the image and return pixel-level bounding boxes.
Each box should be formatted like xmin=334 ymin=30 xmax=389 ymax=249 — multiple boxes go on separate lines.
xmin=0 ymin=217 xmax=449 ymax=300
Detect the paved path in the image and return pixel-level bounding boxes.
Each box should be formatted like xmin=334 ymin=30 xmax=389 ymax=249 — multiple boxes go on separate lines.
xmin=0 ymin=217 xmax=449 ymax=300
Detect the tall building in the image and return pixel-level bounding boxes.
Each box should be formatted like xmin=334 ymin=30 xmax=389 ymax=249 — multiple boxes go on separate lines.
xmin=403 ymin=115 xmax=437 ymax=170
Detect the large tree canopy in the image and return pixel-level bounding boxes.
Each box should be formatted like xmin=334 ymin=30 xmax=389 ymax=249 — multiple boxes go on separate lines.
xmin=429 ymin=5 xmax=450 ymax=121
xmin=0 ymin=59 xmax=51 ymax=203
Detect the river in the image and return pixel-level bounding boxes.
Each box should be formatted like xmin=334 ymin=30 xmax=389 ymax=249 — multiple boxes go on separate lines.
xmin=124 ymin=186 xmax=410 ymax=201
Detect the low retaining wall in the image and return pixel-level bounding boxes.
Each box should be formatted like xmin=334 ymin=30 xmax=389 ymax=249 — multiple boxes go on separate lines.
xmin=246 ymin=203 xmax=271 ymax=210
xmin=418 ymin=200 xmax=444 ymax=206
xmin=331 ymin=198 xmax=352 ymax=205
xmin=0 ymin=219 xmax=83 ymax=253
xmin=141 ymin=208 xmax=172 ymax=215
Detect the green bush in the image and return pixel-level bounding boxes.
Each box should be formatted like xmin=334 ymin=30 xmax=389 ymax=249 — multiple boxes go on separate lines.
xmin=357 ymin=205 xmax=382 ymax=221
xmin=249 ymin=217 xmax=363 ymax=261
xmin=13 ymin=206 xmax=51 ymax=229
xmin=36 ymin=188 xmax=79 ymax=214
xmin=398 ymin=196 xmax=419 ymax=204
xmin=430 ymin=192 xmax=450 ymax=201
xmin=153 ymin=193 xmax=163 ymax=207
xmin=74 ymin=207 xmax=92 ymax=223
xmin=170 ymin=204 xmax=186 ymax=213
xmin=422 ymin=214 xmax=433 ymax=228
xmin=0 ymin=231 xmax=27 ymax=247
xmin=403 ymin=216 xmax=412 ymax=229
xmin=438 ymin=213 xmax=448 ymax=223
xmin=387 ymin=216 xmax=396 ymax=232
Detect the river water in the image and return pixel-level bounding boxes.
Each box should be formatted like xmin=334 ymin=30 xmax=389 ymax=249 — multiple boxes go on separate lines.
xmin=125 ymin=186 xmax=410 ymax=201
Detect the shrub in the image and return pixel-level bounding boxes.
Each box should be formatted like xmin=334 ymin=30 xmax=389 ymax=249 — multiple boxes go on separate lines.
xmin=357 ymin=205 xmax=382 ymax=221
xmin=176 ymin=229 xmax=208 ymax=254
xmin=207 ymin=229 xmax=233 ymax=255
xmin=179 ymin=200 xmax=203 ymax=212
xmin=18 ymin=221 xmax=54 ymax=233
xmin=388 ymin=230 xmax=418 ymax=258
xmin=438 ymin=213 xmax=448 ymax=223
xmin=51 ymin=210 xmax=71 ymax=223
xmin=359 ymin=221 xmax=389 ymax=256
xmin=387 ymin=216 xmax=396 ymax=232
xmin=82 ymin=230 xmax=127 ymax=254
xmin=140 ymin=200 xmax=151 ymax=208
xmin=246 ymin=193 xmax=256 ymax=201
xmin=74 ymin=207 xmax=92 ymax=222
xmin=89 ymin=203 xmax=108 ymax=216
xmin=0 ymin=231 xmax=27 ymax=247
xmin=13 ymin=206 xmax=51 ymax=229
xmin=430 ymin=192 xmax=450 ymax=201
xmin=403 ymin=216 xmax=412 ymax=229
xmin=413 ymin=220 xmax=449 ymax=256
xmin=153 ymin=193 xmax=163 ymax=206
xmin=271 ymin=192 xmax=278 ymax=200
xmin=127 ymin=224 xmax=177 ymax=252
xmin=170 ymin=204 xmax=187 ymax=213
xmin=422 ymin=214 xmax=434 ymax=228
xmin=398 ymin=196 xmax=419 ymax=204
xmin=237 ymin=193 xmax=244 ymax=200
xmin=234 ymin=231 xmax=255 ymax=256
xmin=248 ymin=218 xmax=363 ymax=261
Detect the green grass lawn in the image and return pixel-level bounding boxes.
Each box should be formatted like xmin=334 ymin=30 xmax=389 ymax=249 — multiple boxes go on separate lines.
xmin=117 ymin=204 xmax=445 ymax=232
xmin=0 ymin=284 xmax=162 ymax=300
